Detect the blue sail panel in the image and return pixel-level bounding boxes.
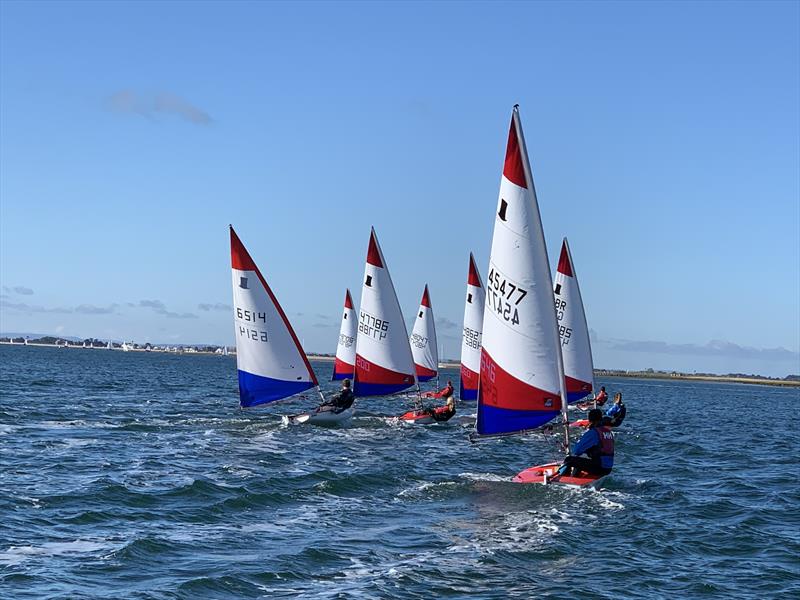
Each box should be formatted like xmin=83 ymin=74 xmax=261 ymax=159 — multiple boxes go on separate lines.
xmin=476 ymin=404 xmax=560 ymax=436
xmin=238 ymin=370 xmax=315 ymax=408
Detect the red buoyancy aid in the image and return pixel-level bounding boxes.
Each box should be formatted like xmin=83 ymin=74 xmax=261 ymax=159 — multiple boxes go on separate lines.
xmin=596 ymin=426 xmax=614 ymax=456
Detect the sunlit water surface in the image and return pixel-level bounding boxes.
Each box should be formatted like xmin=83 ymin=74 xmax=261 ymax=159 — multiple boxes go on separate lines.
xmin=1 ymin=345 xmax=798 ymax=598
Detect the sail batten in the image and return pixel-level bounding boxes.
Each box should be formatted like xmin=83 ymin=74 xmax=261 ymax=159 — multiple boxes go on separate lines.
xmin=354 ymin=228 xmax=417 ymax=396
xmin=230 ymin=226 xmax=317 ymax=408
xmin=476 ymin=107 xmax=566 ymax=436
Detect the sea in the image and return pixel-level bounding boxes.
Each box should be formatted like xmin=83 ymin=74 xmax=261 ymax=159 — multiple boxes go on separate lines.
xmin=1 ymin=345 xmax=798 ymax=599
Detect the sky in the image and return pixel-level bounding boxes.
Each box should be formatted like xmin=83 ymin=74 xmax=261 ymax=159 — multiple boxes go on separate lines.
xmin=1 ymin=1 xmax=798 ymax=377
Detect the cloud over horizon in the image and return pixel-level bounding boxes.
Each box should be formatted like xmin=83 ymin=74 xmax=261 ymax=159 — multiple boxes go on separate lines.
xmin=435 ymin=317 xmax=459 ymax=330
xmin=108 ymin=90 xmax=212 ymax=125
xmin=1 ymin=300 xmax=71 ymax=314
xmin=1 ymin=299 xmax=119 ymax=315
xmin=138 ymin=299 xmax=197 ymax=320
xmin=3 ymin=286 xmax=34 ymax=295
xmin=75 ymin=304 xmax=118 ymax=315
xmin=604 ymin=337 xmax=799 ymax=362
xmin=198 ymin=303 xmax=231 ymax=312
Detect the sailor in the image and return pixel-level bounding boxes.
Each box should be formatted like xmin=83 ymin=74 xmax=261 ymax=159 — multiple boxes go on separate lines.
xmin=558 ymin=408 xmax=614 ymax=477
xmin=594 ymin=386 xmax=609 ymax=406
xmin=436 ymin=380 xmax=455 ymax=401
xmin=421 ymin=380 xmax=456 ymax=421
xmin=431 ymin=392 xmax=456 ymax=422
xmin=319 ymin=379 xmax=355 ymax=414
xmin=577 ymin=385 xmax=607 ymax=410
xmin=605 ymin=392 xmax=626 ymax=427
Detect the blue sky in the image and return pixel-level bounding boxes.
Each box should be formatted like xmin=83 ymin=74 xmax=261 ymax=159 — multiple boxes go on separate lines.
xmin=1 ymin=1 xmax=798 ymax=377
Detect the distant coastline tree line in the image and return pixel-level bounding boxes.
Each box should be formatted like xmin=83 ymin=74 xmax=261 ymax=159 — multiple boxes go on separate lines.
xmin=1 ymin=337 xmax=796 ymax=381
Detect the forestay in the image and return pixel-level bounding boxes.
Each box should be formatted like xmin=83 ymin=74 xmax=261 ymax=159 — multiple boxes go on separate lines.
xmin=332 ymin=289 xmax=357 ymax=380
xmin=476 ymin=107 xmax=565 ymax=436
xmin=554 ymin=238 xmax=594 ymax=403
xmin=460 ymin=253 xmax=484 ymax=400
xmin=353 ymin=228 xmax=417 ymax=396
xmin=230 ymin=226 xmax=318 ymax=408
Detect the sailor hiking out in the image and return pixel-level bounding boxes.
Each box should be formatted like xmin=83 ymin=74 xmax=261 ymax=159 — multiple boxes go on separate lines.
xmin=558 ymin=408 xmax=614 ymax=477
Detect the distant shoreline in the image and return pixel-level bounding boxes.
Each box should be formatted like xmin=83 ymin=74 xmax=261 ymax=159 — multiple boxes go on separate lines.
xmin=594 ymin=370 xmax=800 ymax=388
xmin=1 ymin=342 xmax=797 ymax=388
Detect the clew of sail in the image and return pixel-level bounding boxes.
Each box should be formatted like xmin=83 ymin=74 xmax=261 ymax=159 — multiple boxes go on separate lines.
xmin=332 ymin=289 xmax=357 ymax=380
xmin=353 ymin=228 xmax=417 ymax=396
xmin=409 ymin=285 xmax=438 ymax=382
xmin=554 ymin=238 xmax=595 ymax=403
xmin=230 ymin=226 xmax=318 ymax=408
xmin=460 ymin=253 xmax=484 ymax=400
xmin=476 ymin=106 xmax=566 ymax=436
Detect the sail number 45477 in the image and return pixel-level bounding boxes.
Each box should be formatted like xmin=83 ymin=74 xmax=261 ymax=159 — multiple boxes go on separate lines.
xmin=487 ymin=268 xmax=527 ymax=326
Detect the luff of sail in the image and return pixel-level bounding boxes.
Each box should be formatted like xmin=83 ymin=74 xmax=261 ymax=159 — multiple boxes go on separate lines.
xmin=554 ymin=238 xmax=594 ymax=403
xmin=409 ymin=285 xmax=438 ymax=382
xmin=476 ymin=107 xmax=565 ymax=436
xmin=332 ymin=288 xmax=357 ymax=380
xmin=460 ymin=253 xmax=484 ymax=400
xmin=353 ymin=228 xmax=417 ymax=396
xmin=230 ymin=226 xmax=318 ymax=408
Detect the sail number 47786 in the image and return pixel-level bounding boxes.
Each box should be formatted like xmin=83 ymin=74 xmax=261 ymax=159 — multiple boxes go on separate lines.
xmin=487 ymin=268 xmax=527 ymax=326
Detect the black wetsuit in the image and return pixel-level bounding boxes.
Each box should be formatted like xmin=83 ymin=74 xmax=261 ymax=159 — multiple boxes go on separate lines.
xmin=331 ymin=389 xmax=355 ymax=413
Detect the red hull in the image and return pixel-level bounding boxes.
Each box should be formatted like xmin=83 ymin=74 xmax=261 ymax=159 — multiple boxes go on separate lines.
xmin=513 ymin=462 xmax=608 ymax=487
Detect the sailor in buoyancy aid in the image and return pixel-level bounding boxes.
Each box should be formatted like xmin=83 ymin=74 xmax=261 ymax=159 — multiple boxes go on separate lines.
xmin=605 ymin=392 xmax=626 ymax=427
xmin=558 ymin=408 xmax=614 ymax=477
xmin=594 ymin=386 xmax=609 ymax=406
xmin=423 ymin=380 xmax=456 ymax=422
xmin=319 ymin=379 xmax=355 ymax=414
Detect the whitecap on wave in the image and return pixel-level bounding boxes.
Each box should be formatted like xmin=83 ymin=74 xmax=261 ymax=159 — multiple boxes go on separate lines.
xmin=0 ymin=539 xmax=119 ymax=566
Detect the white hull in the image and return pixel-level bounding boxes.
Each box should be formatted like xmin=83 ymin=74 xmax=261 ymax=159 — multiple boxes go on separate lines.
xmin=282 ymin=406 xmax=355 ymax=427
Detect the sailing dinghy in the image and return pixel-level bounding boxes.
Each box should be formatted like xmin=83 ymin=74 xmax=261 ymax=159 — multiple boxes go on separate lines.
xmin=353 ymin=228 xmax=417 ymax=397
xmin=460 ymin=253 xmax=484 ymax=401
xmin=399 ymin=286 xmax=458 ymax=425
xmin=409 ymin=285 xmax=439 ymax=384
xmin=229 ymin=226 xmax=353 ymax=426
xmin=554 ymin=238 xmax=595 ymax=404
xmin=474 ymin=106 xmax=606 ymax=488
xmin=332 ymin=289 xmax=357 ymax=380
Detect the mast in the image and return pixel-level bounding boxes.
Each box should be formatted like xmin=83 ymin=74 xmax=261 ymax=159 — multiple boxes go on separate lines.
xmin=511 ymin=105 xmax=570 ymax=452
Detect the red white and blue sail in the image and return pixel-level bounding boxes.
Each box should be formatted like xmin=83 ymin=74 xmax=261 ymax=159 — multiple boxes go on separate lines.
xmin=354 ymin=228 xmax=417 ymax=396
xmin=230 ymin=226 xmax=318 ymax=408
xmin=332 ymin=289 xmax=357 ymax=380
xmin=460 ymin=253 xmax=484 ymax=400
xmin=554 ymin=238 xmax=595 ymax=403
xmin=409 ymin=285 xmax=438 ymax=382
xmin=476 ymin=107 xmax=565 ymax=436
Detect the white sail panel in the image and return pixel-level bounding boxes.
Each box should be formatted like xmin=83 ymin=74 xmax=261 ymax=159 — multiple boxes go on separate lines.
xmin=230 ymin=226 xmax=317 ymax=407
xmin=409 ymin=285 xmax=438 ymax=381
xmin=477 ymin=107 xmax=564 ymax=435
xmin=354 ymin=228 xmax=416 ymax=396
xmin=554 ymin=238 xmax=594 ymax=402
xmin=460 ymin=253 xmax=484 ymax=400
xmin=333 ymin=289 xmax=357 ymax=380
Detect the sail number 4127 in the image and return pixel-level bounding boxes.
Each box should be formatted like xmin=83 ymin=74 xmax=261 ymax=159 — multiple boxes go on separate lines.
xmin=487 ymin=268 xmax=526 ymax=326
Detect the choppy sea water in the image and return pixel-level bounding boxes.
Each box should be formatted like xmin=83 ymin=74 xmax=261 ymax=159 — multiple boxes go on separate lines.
xmin=1 ymin=345 xmax=798 ymax=599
